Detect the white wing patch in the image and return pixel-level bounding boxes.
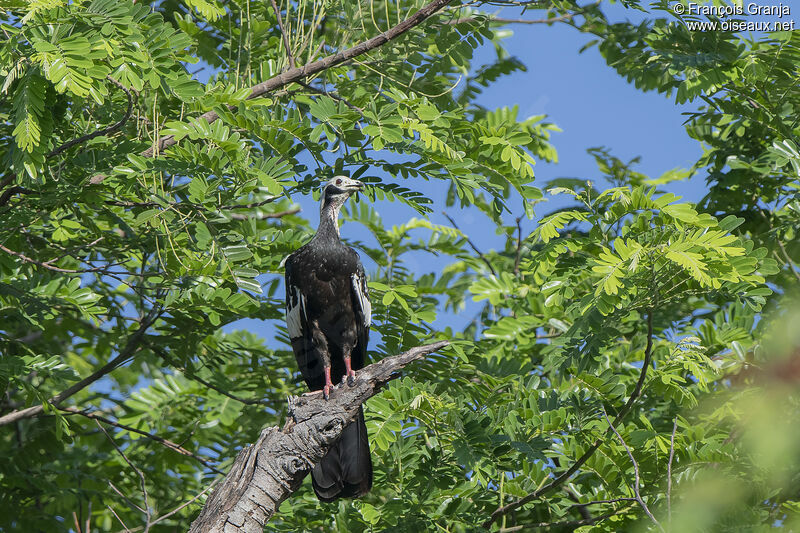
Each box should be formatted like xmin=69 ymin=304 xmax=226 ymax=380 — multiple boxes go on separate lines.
xmin=286 ymin=284 xmax=307 ymax=339
xmin=352 ymin=273 xmax=371 ymax=328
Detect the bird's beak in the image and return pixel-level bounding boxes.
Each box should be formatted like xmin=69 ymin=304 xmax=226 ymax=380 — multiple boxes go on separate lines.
xmin=351 ymin=180 xmax=364 ymax=191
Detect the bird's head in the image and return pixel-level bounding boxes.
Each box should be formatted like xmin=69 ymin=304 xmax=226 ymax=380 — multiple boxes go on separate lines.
xmin=321 ymin=176 xmax=364 ymax=211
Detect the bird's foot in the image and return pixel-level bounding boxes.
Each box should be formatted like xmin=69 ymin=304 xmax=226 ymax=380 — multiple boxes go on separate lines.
xmin=322 ymin=383 xmax=331 ymax=400
xmin=343 ymin=356 xmax=357 ymax=386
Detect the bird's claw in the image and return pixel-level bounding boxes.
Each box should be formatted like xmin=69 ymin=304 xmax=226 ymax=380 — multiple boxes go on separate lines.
xmin=323 ymin=384 xmax=331 ymax=400
xmin=346 ymin=370 xmax=356 ymax=386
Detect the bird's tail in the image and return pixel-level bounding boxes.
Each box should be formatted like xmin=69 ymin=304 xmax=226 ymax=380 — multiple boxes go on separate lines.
xmin=312 ymin=405 xmax=373 ymax=502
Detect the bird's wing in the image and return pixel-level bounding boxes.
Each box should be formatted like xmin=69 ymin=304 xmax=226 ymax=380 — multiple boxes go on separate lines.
xmin=350 ymin=262 xmax=371 ymax=366
xmin=285 ymin=256 xmax=308 ymax=341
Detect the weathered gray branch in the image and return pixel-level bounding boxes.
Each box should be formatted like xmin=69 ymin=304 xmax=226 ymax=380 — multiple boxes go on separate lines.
xmin=189 ymin=340 xmax=450 ymax=533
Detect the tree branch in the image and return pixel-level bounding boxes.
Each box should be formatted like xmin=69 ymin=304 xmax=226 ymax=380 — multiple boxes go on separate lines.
xmin=443 ymin=212 xmax=498 ymax=277
xmin=59 ymin=406 xmax=224 ymax=475
xmin=48 ymin=77 xmax=134 ymax=158
xmin=188 ymin=340 xmax=449 ymax=533
xmin=667 ymin=416 xmax=678 ymax=527
xmin=95 ymin=420 xmax=153 ymax=532
xmin=0 ymin=309 xmax=160 ymax=426
xmin=498 ymin=506 xmax=635 ymax=532
xmin=0 ymin=242 xmax=110 ymax=273
xmin=269 ymin=0 xmax=296 ymax=69
xmin=141 ymin=0 xmax=454 ymax=157
xmin=483 ymin=308 xmax=656 ymax=528
xmin=603 ymin=408 xmax=664 ymax=531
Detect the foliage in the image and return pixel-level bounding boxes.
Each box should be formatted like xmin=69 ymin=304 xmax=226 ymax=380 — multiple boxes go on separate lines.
xmin=0 ymin=0 xmax=798 ymax=532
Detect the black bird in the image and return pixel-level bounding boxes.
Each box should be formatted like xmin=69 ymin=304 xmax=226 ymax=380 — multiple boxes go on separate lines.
xmin=284 ymin=176 xmax=373 ymax=501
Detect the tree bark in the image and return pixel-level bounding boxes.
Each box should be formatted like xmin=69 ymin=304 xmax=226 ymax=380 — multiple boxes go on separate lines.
xmin=189 ymin=340 xmax=449 ymax=533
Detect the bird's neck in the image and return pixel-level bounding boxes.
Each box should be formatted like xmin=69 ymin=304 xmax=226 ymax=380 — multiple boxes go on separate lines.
xmin=316 ymin=203 xmax=341 ymax=241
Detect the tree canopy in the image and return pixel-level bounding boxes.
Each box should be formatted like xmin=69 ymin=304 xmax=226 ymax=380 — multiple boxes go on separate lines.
xmin=1 ymin=0 xmax=799 ymax=531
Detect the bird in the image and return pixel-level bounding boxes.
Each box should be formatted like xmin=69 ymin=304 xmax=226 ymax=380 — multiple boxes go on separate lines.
xmin=284 ymin=175 xmax=373 ymax=502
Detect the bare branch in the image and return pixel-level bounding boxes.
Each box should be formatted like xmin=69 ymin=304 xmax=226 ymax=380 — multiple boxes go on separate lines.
xmin=513 ymin=216 xmax=523 ymax=277
xmin=498 ymin=507 xmax=635 ymax=532
xmin=447 ymin=13 xmax=575 ymax=25
xmin=0 ymin=309 xmax=160 ymax=426
xmin=0 ymin=242 xmax=110 ymax=273
xmin=151 ymin=480 xmax=219 ymax=527
xmin=96 ymin=420 xmax=152 ymax=532
xmin=225 ymin=207 xmax=300 ymax=221
xmin=60 ymin=406 xmax=224 ymax=475
xmin=269 ymin=0 xmax=296 ymax=69
xmin=483 ymin=308 xmax=656 ymax=528
xmin=572 ymin=497 xmax=637 ymax=507
xmin=603 ymin=408 xmax=664 ymax=531
xmin=668 ymin=416 xmax=678 ymax=527
xmin=188 ymin=340 xmax=449 ymax=533
xmin=141 ymin=0 xmax=454 ymax=157
xmin=297 ymin=81 xmax=365 ymax=114
xmin=443 ymin=212 xmax=498 ymax=277
xmin=108 ymin=504 xmax=132 ymax=533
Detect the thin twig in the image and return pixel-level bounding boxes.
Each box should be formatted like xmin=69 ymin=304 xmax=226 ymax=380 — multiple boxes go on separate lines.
xmin=108 ymin=480 xmax=145 ymax=514
xmin=447 ymin=13 xmax=575 ymax=25
xmin=0 ymin=242 xmax=109 ymax=274
xmin=0 ymin=308 xmax=161 ymax=426
xmin=298 ymin=81 xmax=365 ymax=114
xmin=146 ymin=342 xmax=269 ymax=407
xmin=150 ymin=480 xmax=219 ymax=527
xmin=269 ymin=0 xmax=296 ymax=69
xmin=85 ymin=501 xmax=92 ymax=533
xmin=498 ymin=507 xmax=635 ymax=532
xmin=668 ymin=416 xmax=678 ymax=527
xmin=141 ymin=0 xmax=454 ymax=157
xmin=107 ymin=505 xmax=132 ymax=533
xmin=60 ymin=406 xmax=224 ymax=475
xmin=513 ymin=216 xmax=523 ymax=276
xmin=95 ymin=420 xmax=152 ymax=532
xmin=72 ymin=511 xmax=83 ymax=533
xmin=603 ymin=408 xmax=664 ymax=532
xmin=48 ymin=77 xmax=135 ymax=158
xmin=443 ymin=212 xmax=498 ymax=276
xmin=225 ymin=207 xmax=300 ymax=221
xmin=572 ymin=497 xmax=637 ymax=507
xmin=483 ymin=307 xmax=657 ymax=528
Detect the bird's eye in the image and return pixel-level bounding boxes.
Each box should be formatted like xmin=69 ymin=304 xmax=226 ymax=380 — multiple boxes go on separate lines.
xmin=335 ymin=178 xmax=343 ymax=186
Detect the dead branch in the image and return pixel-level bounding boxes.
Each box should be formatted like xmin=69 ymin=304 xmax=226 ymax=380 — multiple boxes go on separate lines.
xmin=188 ymin=340 xmax=449 ymax=533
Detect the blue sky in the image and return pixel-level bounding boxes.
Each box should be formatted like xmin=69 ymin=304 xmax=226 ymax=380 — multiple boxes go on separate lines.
xmin=233 ymin=3 xmax=710 ymax=342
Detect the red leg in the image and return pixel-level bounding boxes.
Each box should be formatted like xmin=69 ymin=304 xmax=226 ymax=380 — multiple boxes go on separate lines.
xmin=344 ymin=356 xmax=356 ymax=385
xmin=323 ymin=365 xmax=333 ymax=399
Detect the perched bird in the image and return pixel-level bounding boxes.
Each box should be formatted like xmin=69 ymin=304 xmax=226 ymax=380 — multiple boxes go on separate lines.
xmin=284 ymin=176 xmax=373 ymax=501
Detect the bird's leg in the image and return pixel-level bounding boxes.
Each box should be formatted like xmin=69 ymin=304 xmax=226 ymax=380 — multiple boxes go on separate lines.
xmin=343 ymin=356 xmax=356 ymax=386
xmin=323 ymin=365 xmax=333 ymax=400
xmin=311 ymin=319 xmax=333 ymax=400
xmin=342 ymin=338 xmax=357 ymax=386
